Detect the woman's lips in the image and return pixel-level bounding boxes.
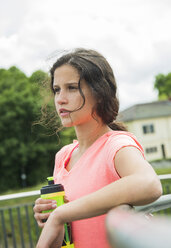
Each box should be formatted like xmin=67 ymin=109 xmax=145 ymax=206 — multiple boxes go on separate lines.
xmin=59 ymin=108 xmax=70 ymax=117
xmin=60 ymin=112 xmax=70 ymax=117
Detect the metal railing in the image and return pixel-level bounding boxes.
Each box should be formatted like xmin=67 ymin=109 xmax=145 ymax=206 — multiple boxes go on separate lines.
xmin=0 ymin=203 xmax=40 ymax=248
xmin=135 ymin=194 xmax=171 ymax=213
xmin=106 ymin=203 xmax=171 ymax=248
xmin=0 ymin=190 xmax=41 ymax=248
xmin=106 ymin=174 xmax=171 ymax=248
xmin=0 ymin=174 xmax=171 ymax=248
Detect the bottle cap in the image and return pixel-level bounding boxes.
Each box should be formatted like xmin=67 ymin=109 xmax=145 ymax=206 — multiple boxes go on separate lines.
xmin=40 ymin=176 xmax=64 ymax=194
xmin=47 ymin=176 xmax=54 ymax=185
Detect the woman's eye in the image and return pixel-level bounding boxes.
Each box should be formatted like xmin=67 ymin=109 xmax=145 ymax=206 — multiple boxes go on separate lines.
xmin=53 ymin=88 xmax=60 ymax=94
xmin=68 ymin=86 xmax=78 ymax=90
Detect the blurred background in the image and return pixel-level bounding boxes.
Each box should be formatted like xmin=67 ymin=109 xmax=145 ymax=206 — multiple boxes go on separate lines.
xmin=0 ymin=1 xmax=171 ymax=247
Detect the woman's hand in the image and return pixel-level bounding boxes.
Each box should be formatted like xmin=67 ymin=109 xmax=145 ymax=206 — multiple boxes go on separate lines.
xmin=36 ymin=208 xmax=65 ymax=248
xmin=33 ymin=198 xmax=57 ymax=228
xmin=33 ymin=196 xmax=69 ymax=228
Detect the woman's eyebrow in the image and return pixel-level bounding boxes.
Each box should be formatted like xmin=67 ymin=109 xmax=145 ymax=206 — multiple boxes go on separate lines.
xmin=53 ymin=82 xmax=79 ymax=87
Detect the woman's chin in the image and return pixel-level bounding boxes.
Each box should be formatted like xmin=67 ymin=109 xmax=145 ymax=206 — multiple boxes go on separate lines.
xmin=61 ymin=121 xmax=74 ymax=128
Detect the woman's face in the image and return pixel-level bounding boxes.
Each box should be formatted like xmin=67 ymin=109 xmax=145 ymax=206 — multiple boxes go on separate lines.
xmin=53 ymin=64 xmax=96 ymax=127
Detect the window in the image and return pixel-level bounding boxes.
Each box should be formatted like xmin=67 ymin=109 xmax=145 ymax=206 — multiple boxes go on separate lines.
xmin=142 ymin=124 xmax=154 ymax=134
xmin=145 ymin=147 xmax=157 ymax=154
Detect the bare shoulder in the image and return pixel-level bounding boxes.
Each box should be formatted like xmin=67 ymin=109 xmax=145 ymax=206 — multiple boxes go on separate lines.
xmin=114 ymin=146 xmax=157 ymax=178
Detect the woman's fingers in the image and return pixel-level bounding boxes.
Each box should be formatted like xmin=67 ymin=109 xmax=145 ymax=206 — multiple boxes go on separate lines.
xmin=33 ymin=198 xmax=57 ymax=228
xmin=33 ymin=200 xmax=57 ymax=213
xmin=34 ymin=212 xmax=51 ymax=228
xmin=35 ymin=197 xmax=56 ymax=205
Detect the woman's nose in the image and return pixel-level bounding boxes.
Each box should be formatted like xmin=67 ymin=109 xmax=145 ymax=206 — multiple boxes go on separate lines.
xmin=56 ymin=91 xmax=68 ymax=105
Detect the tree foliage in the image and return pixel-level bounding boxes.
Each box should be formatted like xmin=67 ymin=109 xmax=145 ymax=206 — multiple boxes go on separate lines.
xmin=154 ymin=72 xmax=171 ymax=100
xmin=0 ymin=66 xmax=75 ymax=193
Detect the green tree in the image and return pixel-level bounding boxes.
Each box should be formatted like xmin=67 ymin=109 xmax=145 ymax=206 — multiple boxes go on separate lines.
xmin=0 ymin=66 xmax=77 ymax=193
xmin=154 ymin=72 xmax=171 ymax=100
xmin=29 ymin=70 xmax=49 ymax=85
xmin=0 ymin=67 xmax=54 ymax=192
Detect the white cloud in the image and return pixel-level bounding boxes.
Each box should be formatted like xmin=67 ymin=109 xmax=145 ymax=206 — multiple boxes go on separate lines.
xmin=0 ymin=0 xmax=171 ymax=109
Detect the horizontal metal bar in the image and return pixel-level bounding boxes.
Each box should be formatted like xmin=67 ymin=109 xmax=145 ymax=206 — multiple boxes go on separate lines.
xmin=106 ymin=206 xmax=171 ymax=248
xmin=158 ymin=174 xmax=171 ymax=180
xmin=135 ymin=194 xmax=171 ymax=213
xmin=0 ymin=190 xmax=40 ymax=201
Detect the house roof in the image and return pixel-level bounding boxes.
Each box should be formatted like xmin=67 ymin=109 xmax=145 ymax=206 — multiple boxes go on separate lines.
xmin=118 ymin=100 xmax=171 ymax=122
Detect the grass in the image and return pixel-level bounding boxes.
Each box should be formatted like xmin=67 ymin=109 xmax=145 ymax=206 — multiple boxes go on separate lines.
xmin=153 ymin=166 xmax=171 ymax=197
xmin=154 ymin=167 xmax=171 ymax=175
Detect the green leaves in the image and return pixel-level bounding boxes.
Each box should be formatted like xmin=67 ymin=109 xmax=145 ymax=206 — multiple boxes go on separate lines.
xmin=154 ymin=72 xmax=171 ymax=100
xmin=0 ymin=66 xmax=77 ymax=193
xmin=0 ymin=67 xmax=55 ymax=192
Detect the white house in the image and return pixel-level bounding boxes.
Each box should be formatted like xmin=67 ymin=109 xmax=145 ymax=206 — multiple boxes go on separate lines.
xmin=118 ymin=100 xmax=171 ymax=162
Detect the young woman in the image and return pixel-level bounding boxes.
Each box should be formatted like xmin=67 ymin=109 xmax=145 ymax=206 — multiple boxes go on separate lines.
xmin=34 ymin=48 xmax=162 ymax=248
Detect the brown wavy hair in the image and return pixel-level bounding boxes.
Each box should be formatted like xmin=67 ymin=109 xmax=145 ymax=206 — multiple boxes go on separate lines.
xmin=50 ymin=48 xmax=127 ymax=131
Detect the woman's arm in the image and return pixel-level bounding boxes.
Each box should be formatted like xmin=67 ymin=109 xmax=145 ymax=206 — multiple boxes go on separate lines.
xmin=55 ymin=147 xmax=162 ymax=222
xmin=36 ymin=146 xmax=162 ymax=247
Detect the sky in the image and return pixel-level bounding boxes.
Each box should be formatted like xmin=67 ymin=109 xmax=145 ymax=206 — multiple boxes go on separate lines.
xmin=0 ymin=0 xmax=171 ymax=110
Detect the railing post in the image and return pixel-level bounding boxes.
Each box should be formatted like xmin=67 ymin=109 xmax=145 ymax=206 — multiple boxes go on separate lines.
xmin=25 ymin=205 xmax=34 ymax=248
xmin=17 ymin=206 xmax=25 ymax=248
xmin=9 ymin=208 xmax=17 ymax=248
xmin=0 ymin=209 xmax=8 ymax=248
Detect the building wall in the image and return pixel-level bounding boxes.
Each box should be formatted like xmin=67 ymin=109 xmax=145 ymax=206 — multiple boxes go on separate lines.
xmin=125 ymin=116 xmax=171 ymax=162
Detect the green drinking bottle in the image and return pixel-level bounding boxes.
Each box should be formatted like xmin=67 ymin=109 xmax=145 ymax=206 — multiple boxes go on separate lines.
xmin=40 ymin=176 xmax=74 ymax=248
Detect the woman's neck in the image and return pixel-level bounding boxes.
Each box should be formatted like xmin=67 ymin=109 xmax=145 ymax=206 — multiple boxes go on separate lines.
xmin=74 ymin=121 xmax=112 ymax=153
